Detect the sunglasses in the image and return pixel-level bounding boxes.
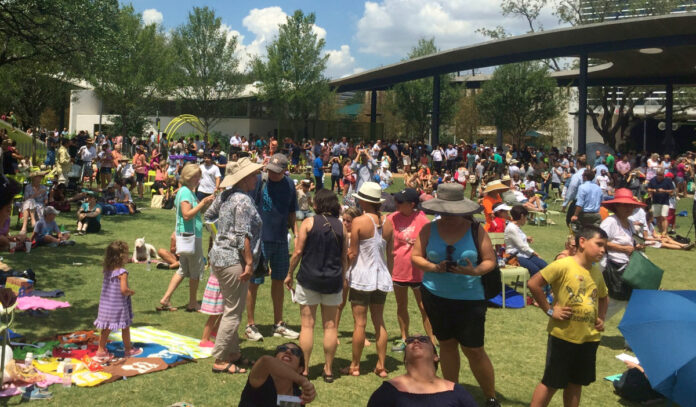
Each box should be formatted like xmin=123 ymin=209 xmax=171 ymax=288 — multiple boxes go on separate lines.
xmin=276 ymin=345 xmax=303 ymax=358
xmin=446 ymin=245 xmax=455 ymax=262
xmin=404 ymin=335 xmax=431 ymax=345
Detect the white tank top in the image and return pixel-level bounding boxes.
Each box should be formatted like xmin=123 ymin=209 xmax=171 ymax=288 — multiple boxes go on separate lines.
xmin=348 ymin=214 xmax=393 ymax=292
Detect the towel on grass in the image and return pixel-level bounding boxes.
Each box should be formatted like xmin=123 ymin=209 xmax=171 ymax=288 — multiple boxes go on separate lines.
xmin=109 ymin=326 xmax=211 ymax=359
xmin=16 ymin=297 xmax=70 ymax=311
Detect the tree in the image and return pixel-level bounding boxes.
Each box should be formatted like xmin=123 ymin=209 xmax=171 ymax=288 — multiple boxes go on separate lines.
xmin=390 ymin=39 xmax=459 ymax=142
xmin=172 ymin=7 xmax=243 ymax=137
xmin=452 ymin=90 xmax=481 ymax=144
xmin=476 ymin=62 xmax=559 ymax=146
xmin=0 ymin=0 xmax=119 ymax=71
xmin=252 ymin=10 xmax=330 ymax=139
xmin=90 ymin=5 xmax=175 ymax=139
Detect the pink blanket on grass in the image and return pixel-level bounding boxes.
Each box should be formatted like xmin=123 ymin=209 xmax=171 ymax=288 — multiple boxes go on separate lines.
xmin=16 ymin=297 xmax=70 ymax=311
xmin=0 ymin=373 xmax=62 ymax=397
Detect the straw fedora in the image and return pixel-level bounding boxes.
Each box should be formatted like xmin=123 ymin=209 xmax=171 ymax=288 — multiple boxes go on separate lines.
xmin=28 ymin=170 xmax=47 ymax=178
xmin=601 ymin=188 xmax=645 ymax=212
xmin=354 ymin=182 xmax=385 ymax=204
xmin=483 ymin=180 xmax=509 ymax=194
xmin=220 ymin=157 xmax=263 ymax=189
xmin=420 ymin=183 xmax=482 ymax=216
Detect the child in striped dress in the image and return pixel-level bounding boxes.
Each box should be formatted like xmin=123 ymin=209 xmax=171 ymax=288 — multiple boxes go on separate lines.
xmin=199 ymin=273 xmax=223 ymax=347
xmin=94 ymin=241 xmax=141 ymax=362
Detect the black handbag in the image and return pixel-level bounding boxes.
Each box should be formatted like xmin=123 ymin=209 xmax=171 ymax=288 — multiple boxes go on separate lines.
xmin=602 ymin=260 xmax=632 ymax=301
xmin=253 ymin=252 xmax=268 ymax=279
xmin=471 ymin=222 xmax=502 ymax=300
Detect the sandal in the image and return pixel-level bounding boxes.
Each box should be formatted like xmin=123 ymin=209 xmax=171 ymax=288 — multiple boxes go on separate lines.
xmin=93 ymin=352 xmax=114 ymax=363
xmin=212 ymin=362 xmax=246 ymax=374
xmin=231 ymin=354 xmax=256 ymax=367
xmin=126 ymin=347 xmax=143 ymax=357
xmin=156 ymin=303 xmax=178 ymax=312
xmin=373 ymin=367 xmax=389 ymax=378
xmin=322 ymin=370 xmax=335 ymax=383
xmin=339 ymin=366 xmax=360 ymax=376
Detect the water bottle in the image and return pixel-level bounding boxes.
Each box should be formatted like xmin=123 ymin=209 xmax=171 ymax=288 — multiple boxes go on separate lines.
xmin=146 ymin=260 xmax=151 ymax=271
xmin=62 ymin=362 xmax=72 ymax=387
xmin=24 ymin=352 xmax=34 ymax=367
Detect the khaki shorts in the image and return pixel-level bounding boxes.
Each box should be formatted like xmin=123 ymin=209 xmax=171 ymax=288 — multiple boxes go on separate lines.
xmin=348 ymin=288 xmax=387 ymax=305
xmin=652 ymin=204 xmax=669 ymax=217
xmin=176 ymin=237 xmax=204 ymax=280
xmin=294 ymin=283 xmax=342 ymax=306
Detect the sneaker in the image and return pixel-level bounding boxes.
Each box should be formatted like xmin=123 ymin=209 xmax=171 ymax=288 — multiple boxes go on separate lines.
xmin=273 ymin=322 xmax=299 ymax=339
xmin=198 ymin=340 xmax=215 ymax=348
xmin=391 ymin=339 xmax=406 ymax=352
xmin=485 ymin=398 xmax=501 ymax=407
xmin=245 ymin=324 xmax=264 ymax=341
xmin=22 ymin=386 xmax=53 ymax=401
xmin=58 ymin=240 xmax=76 ymax=246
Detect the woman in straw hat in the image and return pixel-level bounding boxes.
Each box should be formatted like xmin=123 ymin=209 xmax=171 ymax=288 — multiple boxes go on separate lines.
xmin=481 ymin=180 xmax=509 ymax=232
xmin=341 ymin=182 xmax=394 ymax=378
xmin=411 ymin=183 xmax=501 ymax=407
xmin=204 ymin=157 xmax=263 ymax=374
xmin=19 ymin=170 xmax=48 ymax=235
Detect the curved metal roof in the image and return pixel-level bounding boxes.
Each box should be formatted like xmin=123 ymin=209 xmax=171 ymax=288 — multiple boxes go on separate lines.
xmin=330 ymin=13 xmax=696 ymax=91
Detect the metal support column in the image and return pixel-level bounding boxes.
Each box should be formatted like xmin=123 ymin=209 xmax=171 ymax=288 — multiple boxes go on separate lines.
xmin=664 ymin=83 xmax=674 ymax=153
xmin=370 ymin=90 xmax=377 ymax=140
xmin=496 ymin=127 xmax=503 ymax=150
xmin=577 ymin=53 xmax=588 ymax=155
xmin=431 ymin=75 xmax=440 ymax=147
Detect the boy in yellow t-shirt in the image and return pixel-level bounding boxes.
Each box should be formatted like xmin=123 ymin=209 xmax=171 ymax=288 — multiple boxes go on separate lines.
xmin=528 ymin=225 xmax=609 ymax=407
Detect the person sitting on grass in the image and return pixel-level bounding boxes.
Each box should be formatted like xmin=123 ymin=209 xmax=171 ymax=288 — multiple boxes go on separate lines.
xmin=643 ymin=210 xmax=694 ymax=250
xmin=528 ymin=225 xmax=609 ymax=407
xmin=0 ymin=216 xmax=27 ymax=252
xmin=20 ymin=170 xmax=48 ymax=235
xmin=114 ymin=178 xmax=136 ymax=214
xmin=367 ymin=335 xmax=476 ymax=407
xmin=156 ymin=232 xmax=180 ymax=270
xmin=76 ymin=192 xmax=102 ymax=235
xmin=239 ymin=342 xmax=316 ymax=406
xmin=32 ymin=206 xmax=74 ymax=247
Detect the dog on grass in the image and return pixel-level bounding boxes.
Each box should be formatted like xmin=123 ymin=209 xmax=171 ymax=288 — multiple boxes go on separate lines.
xmin=132 ymin=237 xmax=159 ymax=263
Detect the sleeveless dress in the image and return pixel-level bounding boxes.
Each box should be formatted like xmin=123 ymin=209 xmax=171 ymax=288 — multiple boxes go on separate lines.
xmin=94 ymin=268 xmax=133 ymax=330
xmin=348 ymin=215 xmax=393 ymax=293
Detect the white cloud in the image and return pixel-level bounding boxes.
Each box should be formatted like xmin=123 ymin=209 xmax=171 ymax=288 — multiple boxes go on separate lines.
xmin=355 ymin=0 xmax=558 ymax=58
xmin=142 ymin=8 xmax=163 ymax=26
xmin=325 ymin=45 xmax=364 ymax=79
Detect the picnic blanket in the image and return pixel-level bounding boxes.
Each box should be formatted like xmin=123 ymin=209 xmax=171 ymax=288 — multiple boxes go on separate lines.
xmin=16 ymin=297 xmax=70 ymax=311
xmin=0 ymin=373 xmax=62 ymax=397
xmin=107 ymin=342 xmax=190 ymax=365
xmin=108 ymin=326 xmax=212 ymax=359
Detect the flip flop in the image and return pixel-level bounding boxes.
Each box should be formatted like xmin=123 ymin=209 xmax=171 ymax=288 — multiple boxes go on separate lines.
xmin=212 ymin=362 xmax=246 ymax=374
xmin=339 ymin=366 xmax=360 ymax=376
xmin=373 ymin=367 xmax=389 ymax=378
xmin=156 ymin=304 xmax=178 ymax=312
xmin=231 ymin=354 xmax=256 ymax=367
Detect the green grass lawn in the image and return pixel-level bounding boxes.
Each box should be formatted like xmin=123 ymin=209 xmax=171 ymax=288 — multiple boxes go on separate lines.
xmin=4 ymin=178 xmax=692 ymax=406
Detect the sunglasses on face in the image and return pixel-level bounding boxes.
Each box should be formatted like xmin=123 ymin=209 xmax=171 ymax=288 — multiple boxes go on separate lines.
xmin=405 ymin=335 xmax=431 ymax=345
xmin=276 ymin=345 xmax=303 ymax=358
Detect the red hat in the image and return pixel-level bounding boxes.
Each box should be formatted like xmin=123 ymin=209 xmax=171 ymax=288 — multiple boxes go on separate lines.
xmin=665 ymin=172 xmax=674 ymax=178
xmin=601 ymin=188 xmax=646 ymax=211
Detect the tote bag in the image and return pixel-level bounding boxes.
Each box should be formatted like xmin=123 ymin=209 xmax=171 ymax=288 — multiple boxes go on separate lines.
xmin=471 ymin=221 xmax=502 ymax=300
xmin=174 ymin=195 xmax=196 ymax=255
xmin=622 ymin=251 xmax=663 ymax=290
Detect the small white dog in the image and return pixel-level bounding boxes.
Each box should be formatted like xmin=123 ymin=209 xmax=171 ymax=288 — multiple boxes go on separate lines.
xmin=132 ymin=237 xmax=159 ymax=263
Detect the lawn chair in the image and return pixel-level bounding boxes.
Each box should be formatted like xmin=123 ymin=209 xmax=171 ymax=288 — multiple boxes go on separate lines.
xmin=489 ymin=232 xmax=530 ymax=308
xmin=143 ymin=170 xmax=156 ymax=197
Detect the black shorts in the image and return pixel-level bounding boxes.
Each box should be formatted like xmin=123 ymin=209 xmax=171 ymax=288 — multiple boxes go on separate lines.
xmin=421 ymin=287 xmax=486 ymax=348
xmin=551 ymin=182 xmax=560 ymax=189
xmin=541 ymin=335 xmax=600 ymax=389
xmin=348 ymin=289 xmax=387 ymax=305
xmin=99 ymin=167 xmax=112 ymax=175
xmin=136 ymin=173 xmax=146 ymax=182
xmin=393 ymin=281 xmax=422 ymax=288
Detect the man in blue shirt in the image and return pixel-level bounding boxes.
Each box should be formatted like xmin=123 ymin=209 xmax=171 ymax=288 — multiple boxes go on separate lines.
xmin=647 ymin=168 xmax=674 ymax=235
xmin=245 ymin=153 xmax=299 ymax=342
xmin=562 ymin=157 xmax=588 ymax=226
xmin=571 ymin=170 xmax=603 ymax=230
xmin=313 ymin=155 xmax=324 ymax=190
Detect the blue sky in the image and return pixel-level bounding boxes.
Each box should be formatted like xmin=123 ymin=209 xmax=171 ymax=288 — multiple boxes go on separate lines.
xmin=131 ymin=0 xmax=561 ymax=79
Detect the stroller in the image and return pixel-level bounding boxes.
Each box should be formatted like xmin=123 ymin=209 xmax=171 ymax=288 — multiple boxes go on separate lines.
xmin=65 ymin=164 xmax=84 ymax=192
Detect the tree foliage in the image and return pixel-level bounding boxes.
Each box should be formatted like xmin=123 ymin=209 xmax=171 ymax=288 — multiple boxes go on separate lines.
xmin=453 ymin=91 xmax=481 ymax=144
xmin=252 ymin=10 xmax=329 ymax=137
xmin=477 ymin=62 xmax=558 ymax=146
xmin=172 ymin=6 xmax=242 ymax=137
xmin=0 ymin=0 xmax=119 ymax=71
xmin=90 ymin=5 xmax=175 ymax=138
xmin=390 ymin=38 xmax=459 ymax=142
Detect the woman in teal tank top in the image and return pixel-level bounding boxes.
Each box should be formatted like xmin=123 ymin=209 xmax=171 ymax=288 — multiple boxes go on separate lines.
xmin=412 ymin=183 xmax=501 ymax=407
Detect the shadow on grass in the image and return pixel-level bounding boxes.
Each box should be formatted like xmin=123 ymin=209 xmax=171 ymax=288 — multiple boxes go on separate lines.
xmin=12 ymin=300 xmax=99 ymax=342
xmin=601 ymin=335 xmax=627 ymax=351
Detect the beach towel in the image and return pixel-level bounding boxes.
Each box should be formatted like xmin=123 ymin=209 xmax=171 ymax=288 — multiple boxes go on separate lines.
xmin=109 ymin=326 xmax=212 ymax=359
xmin=106 ymin=342 xmax=190 ymax=365
xmin=16 ymin=297 xmax=70 ymax=311
xmin=0 ymin=373 xmax=62 ymax=398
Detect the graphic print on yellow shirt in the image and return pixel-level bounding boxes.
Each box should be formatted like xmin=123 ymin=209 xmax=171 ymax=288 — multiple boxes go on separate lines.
xmin=540 ymin=256 xmax=608 ymax=344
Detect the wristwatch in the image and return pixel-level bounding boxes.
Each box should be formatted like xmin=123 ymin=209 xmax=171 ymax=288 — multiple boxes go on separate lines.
xmin=546 ymin=308 xmax=554 ymax=317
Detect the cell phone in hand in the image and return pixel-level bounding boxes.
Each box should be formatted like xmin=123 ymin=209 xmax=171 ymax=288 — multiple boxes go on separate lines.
xmin=445 ymin=261 xmax=458 ymax=272
xmin=277 ymin=395 xmax=302 ymax=407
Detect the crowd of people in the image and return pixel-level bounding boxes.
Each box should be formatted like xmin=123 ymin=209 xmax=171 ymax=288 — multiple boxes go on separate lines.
xmin=2 ymin=126 xmax=695 ymax=406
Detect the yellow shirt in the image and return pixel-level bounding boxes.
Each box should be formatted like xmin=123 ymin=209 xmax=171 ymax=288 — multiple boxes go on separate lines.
xmin=540 ymin=256 xmax=608 ymax=344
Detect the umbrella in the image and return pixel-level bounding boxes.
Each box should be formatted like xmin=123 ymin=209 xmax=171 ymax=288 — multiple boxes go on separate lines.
xmin=618 ymin=290 xmax=696 ymax=407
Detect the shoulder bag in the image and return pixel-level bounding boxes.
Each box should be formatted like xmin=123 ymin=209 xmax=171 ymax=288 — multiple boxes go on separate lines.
xmin=621 ymin=251 xmax=663 ymax=290
xmin=175 ymin=191 xmax=196 ymax=255
xmin=471 ymin=221 xmax=502 ymax=300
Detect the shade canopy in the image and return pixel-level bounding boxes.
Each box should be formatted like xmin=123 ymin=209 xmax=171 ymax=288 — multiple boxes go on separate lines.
xmin=330 ymin=14 xmax=696 ymax=92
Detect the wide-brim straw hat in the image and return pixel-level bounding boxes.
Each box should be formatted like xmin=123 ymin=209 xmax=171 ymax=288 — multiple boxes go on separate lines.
xmin=29 ymin=170 xmax=47 ymax=178
xmin=601 ymin=188 xmax=645 ymax=211
xmin=420 ymin=183 xmax=483 ymax=216
xmin=220 ymin=157 xmax=263 ymax=189
xmin=353 ymin=182 xmax=385 ymax=204
xmin=483 ymin=180 xmax=509 ymax=194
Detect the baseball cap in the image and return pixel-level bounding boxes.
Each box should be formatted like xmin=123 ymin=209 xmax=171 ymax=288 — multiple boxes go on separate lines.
xmin=266 ymin=153 xmax=288 ymax=173
xmin=393 ymin=188 xmax=420 ymax=204
xmin=44 ymin=206 xmax=60 ymax=216
xmin=493 ymin=202 xmax=512 ymax=212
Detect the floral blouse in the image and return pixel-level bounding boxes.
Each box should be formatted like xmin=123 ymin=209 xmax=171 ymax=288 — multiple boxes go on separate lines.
xmin=205 ymin=188 xmax=262 ymax=269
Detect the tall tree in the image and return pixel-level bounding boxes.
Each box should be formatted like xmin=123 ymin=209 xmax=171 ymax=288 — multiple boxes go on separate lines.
xmin=90 ymin=5 xmax=175 ymax=139
xmin=476 ymin=62 xmax=559 ymax=147
xmin=452 ymin=91 xmax=481 ymax=144
xmin=390 ymin=38 xmax=459 ymax=142
xmin=0 ymin=0 xmax=118 ymax=71
xmin=252 ymin=10 xmax=329 ymax=139
xmin=172 ymin=6 xmax=242 ymax=137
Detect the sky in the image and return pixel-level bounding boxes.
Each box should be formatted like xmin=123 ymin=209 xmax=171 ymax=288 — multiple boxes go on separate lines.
xmin=131 ymin=0 xmax=562 ymax=79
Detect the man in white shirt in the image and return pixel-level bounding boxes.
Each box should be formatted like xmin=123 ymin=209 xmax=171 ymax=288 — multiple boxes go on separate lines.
xmin=445 ymin=144 xmax=458 ymax=172
xmin=78 ymin=138 xmax=97 ymax=187
xmin=372 ymin=140 xmax=382 ymax=159
xmin=197 ymin=153 xmax=220 ymax=200
xmin=431 ymin=146 xmax=444 ymax=173
xmin=229 ymin=133 xmax=241 ymax=152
